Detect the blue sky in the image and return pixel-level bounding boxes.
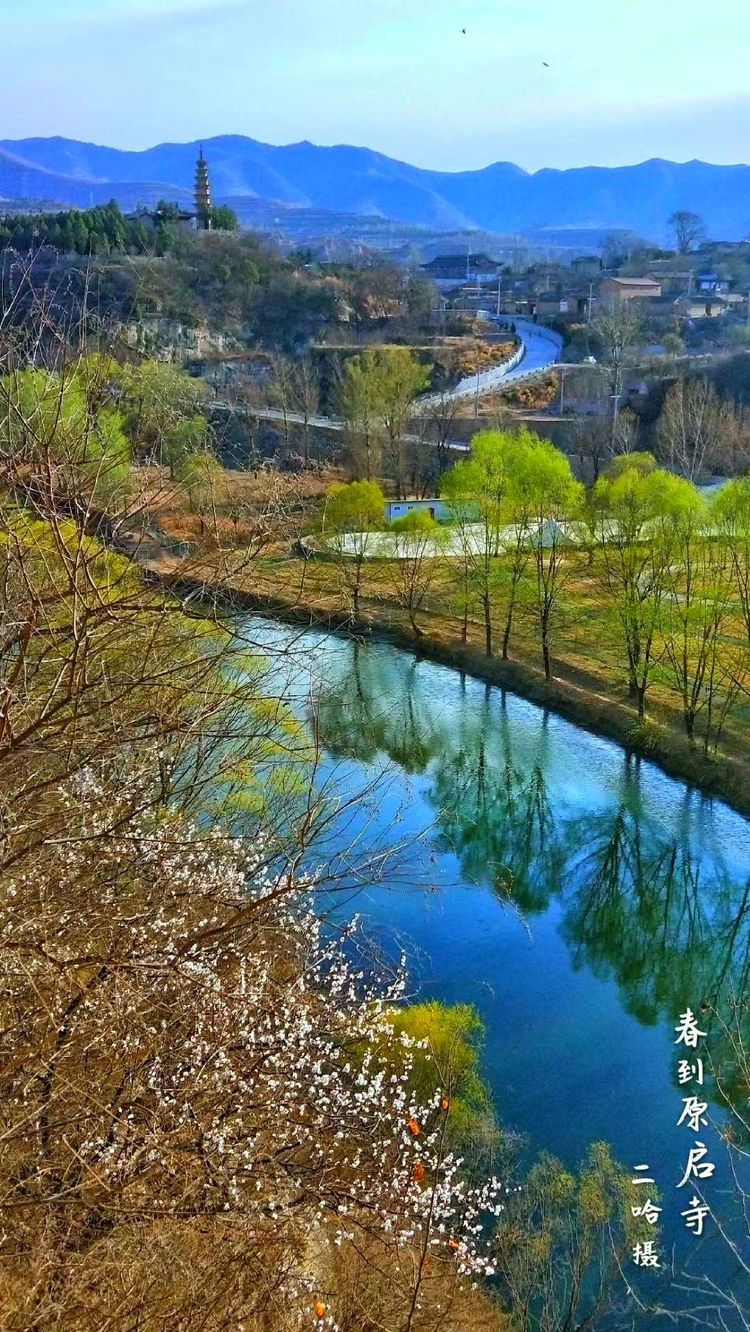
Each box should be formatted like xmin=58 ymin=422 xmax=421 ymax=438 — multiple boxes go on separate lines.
xmin=5 ymin=0 xmax=750 ymax=170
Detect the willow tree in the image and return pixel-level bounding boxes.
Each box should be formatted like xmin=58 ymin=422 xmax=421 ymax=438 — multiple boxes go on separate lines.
xmin=374 ymin=347 xmax=432 ymax=498
xmin=1 ymin=365 xmax=132 ymax=508
xmin=441 ymin=431 xmax=512 ymax=658
xmin=713 ymin=476 xmax=750 ymax=645
xmin=324 ymin=478 xmax=384 ymax=616
xmin=338 ymin=351 xmax=382 ymax=481
xmin=389 ymin=509 xmax=446 ymax=635
xmin=511 ymin=440 xmax=582 ymax=681
xmin=338 ymin=347 xmax=431 ymax=494
xmin=499 ymin=431 xmax=541 ymax=660
xmin=593 ymin=458 xmax=695 ymax=717
xmin=121 ymin=359 xmax=208 ymax=464
xmin=660 ymin=489 xmax=741 ymax=748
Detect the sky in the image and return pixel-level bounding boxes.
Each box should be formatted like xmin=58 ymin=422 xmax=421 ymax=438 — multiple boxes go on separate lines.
xmin=4 ymin=0 xmax=750 ymax=171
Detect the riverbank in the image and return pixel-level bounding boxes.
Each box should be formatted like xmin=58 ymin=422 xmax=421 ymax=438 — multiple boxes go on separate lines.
xmin=149 ymin=555 xmax=750 ymax=821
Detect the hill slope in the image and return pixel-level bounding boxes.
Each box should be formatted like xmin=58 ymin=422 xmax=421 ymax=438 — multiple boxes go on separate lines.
xmin=3 ymin=135 xmax=750 ymax=241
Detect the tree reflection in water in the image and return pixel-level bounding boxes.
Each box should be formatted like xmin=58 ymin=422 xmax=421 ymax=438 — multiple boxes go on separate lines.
xmin=312 ymin=637 xmax=750 ymax=1128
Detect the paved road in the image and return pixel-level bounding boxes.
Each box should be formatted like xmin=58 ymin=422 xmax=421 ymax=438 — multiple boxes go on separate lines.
xmin=213 ymin=317 xmax=563 ymax=441
xmin=487 ymin=315 xmax=563 ymax=384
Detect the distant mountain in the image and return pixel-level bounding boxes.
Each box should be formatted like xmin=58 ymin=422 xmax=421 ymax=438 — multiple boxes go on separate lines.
xmin=3 ymin=135 xmax=750 ymax=242
xmin=0 ymin=144 xmax=192 ymax=212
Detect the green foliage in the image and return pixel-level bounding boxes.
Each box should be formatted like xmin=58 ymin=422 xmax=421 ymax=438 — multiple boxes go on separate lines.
xmin=324 ymin=480 xmax=386 ymax=614
xmin=594 ymin=459 xmax=699 ymax=532
xmin=338 ymin=346 xmax=432 ymax=490
xmin=441 ymin=428 xmax=577 ymax=528
xmin=713 ymin=475 xmax=750 ymax=531
xmin=494 ymin=1141 xmax=647 ymax=1332
xmin=121 ymin=360 xmax=208 ymax=461
xmin=210 ymin=205 xmax=239 ymax=232
xmin=626 ymin=718 xmax=660 ymax=753
xmin=509 ymin=435 xmax=583 ymax=521
xmin=388 ymin=1002 xmax=491 ymax=1139
xmin=390 ymin=509 xmax=438 ymax=534
xmin=3 ymin=355 xmax=214 ymax=491
xmin=662 ymin=331 xmax=686 ymax=356
xmin=325 ymin=479 xmax=385 ymax=533
xmin=603 ymin=450 xmax=657 ymax=480
xmin=388 ymin=510 xmax=447 ymax=633
xmin=0 ymin=200 xmax=152 ymax=256
xmin=440 ymin=429 xmax=525 ymax=532
xmin=178 ymin=446 xmax=223 ymax=510
xmin=440 ymin=429 xmax=581 ymax=665
xmin=368 ymin=345 xmax=432 ymax=402
xmin=165 ymin=414 xmax=210 ymax=477
xmin=1 ymin=366 xmax=131 ymax=504
xmin=341 ymin=346 xmax=432 ymax=414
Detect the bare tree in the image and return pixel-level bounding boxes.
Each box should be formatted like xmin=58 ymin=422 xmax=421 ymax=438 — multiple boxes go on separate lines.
xmin=601 ymin=229 xmax=643 ymax=268
xmin=591 ymin=300 xmax=642 ymax=449
xmin=415 ymin=387 xmax=462 ymax=479
xmin=571 ymin=416 xmax=612 ymax=483
xmin=0 ymin=299 xmax=509 ymax=1332
xmin=668 ymin=209 xmax=706 ymax=254
xmin=662 ymin=506 xmax=743 ymax=748
xmin=268 ymin=352 xmax=320 ymax=466
xmin=656 ymin=376 xmax=749 ymax=481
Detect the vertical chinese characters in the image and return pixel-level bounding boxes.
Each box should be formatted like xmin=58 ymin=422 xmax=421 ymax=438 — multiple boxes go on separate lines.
xmin=674 ymin=1008 xmax=712 ymax=1237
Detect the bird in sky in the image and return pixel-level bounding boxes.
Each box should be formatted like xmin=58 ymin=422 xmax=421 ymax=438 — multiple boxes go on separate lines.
xmin=461 ymin=28 xmax=466 ymax=34
xmin=542 ymin=60 xmax=549 ymax=66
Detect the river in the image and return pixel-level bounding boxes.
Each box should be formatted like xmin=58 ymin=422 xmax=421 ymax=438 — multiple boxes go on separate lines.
xmin=239 ymin=615 xmax=750 ymax=1324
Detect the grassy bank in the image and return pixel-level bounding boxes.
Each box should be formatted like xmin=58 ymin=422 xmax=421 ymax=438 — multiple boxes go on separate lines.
xmin=139 ymin=542 xmax=750 ymax=821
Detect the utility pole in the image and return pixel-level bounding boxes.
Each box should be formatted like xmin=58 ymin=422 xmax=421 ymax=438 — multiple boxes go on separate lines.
xmin=587 ymin=282 xmax=594 ymax=323
xmin=610 ymin=390 xmax=622 ymax=451
xmin=496 ymin=275 xmax=502 ymax=317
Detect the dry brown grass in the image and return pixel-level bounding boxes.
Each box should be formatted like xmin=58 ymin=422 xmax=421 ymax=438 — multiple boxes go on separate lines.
xmin=131 ymin=467 xmax=750 ymax=815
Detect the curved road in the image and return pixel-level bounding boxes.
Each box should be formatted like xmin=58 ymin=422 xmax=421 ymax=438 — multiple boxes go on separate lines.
xmin=430 ymin=315 xmax=562 ymax=404
xmin=216 ymin=317 xmax=562 ymax=439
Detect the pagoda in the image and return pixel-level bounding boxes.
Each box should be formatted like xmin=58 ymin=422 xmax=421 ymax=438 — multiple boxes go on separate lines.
xmin=194 ymin=147 xmax=212 ymax=230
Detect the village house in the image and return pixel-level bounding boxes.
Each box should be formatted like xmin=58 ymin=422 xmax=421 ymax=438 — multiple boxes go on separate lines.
xmin=696 ymin=272 xmax=730 ymax=293
xmin=421 ymin=253 xmax=500 ymax=290
xmin=672 ymin=294 xmax=729 ymax=319
xmin=533 ymin=292 xmax=590 ymax=319
xmin=599 ymin=276 xmax=662 ymax=302
xmin=570 ymin=254 xmax=603 ymax=277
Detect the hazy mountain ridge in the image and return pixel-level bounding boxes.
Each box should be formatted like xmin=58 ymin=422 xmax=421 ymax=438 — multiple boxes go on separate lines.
xmin=2 ymin=135 xmax=750 ymax=241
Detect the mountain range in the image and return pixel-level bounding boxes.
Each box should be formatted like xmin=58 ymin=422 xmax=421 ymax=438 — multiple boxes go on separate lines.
xmin=2 ymin=135 xmax=750 ymax=243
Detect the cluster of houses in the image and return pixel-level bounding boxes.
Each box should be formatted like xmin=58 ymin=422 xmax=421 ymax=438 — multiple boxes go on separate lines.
xmin=420 ymin=250 xmax=750 ymax=325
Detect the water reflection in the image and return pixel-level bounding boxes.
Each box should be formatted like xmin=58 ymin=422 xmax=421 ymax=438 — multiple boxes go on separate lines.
xmin=312 ymin=635 xmax=750 ymax=1123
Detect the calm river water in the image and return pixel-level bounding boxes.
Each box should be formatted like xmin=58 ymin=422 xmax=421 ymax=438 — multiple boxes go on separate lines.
xmin=241 ymin=616 xmax=750 ymax=1323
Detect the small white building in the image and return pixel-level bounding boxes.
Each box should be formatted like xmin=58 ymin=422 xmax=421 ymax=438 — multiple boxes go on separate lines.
xmin=385 ymin=499 xmax=448 ymax=522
